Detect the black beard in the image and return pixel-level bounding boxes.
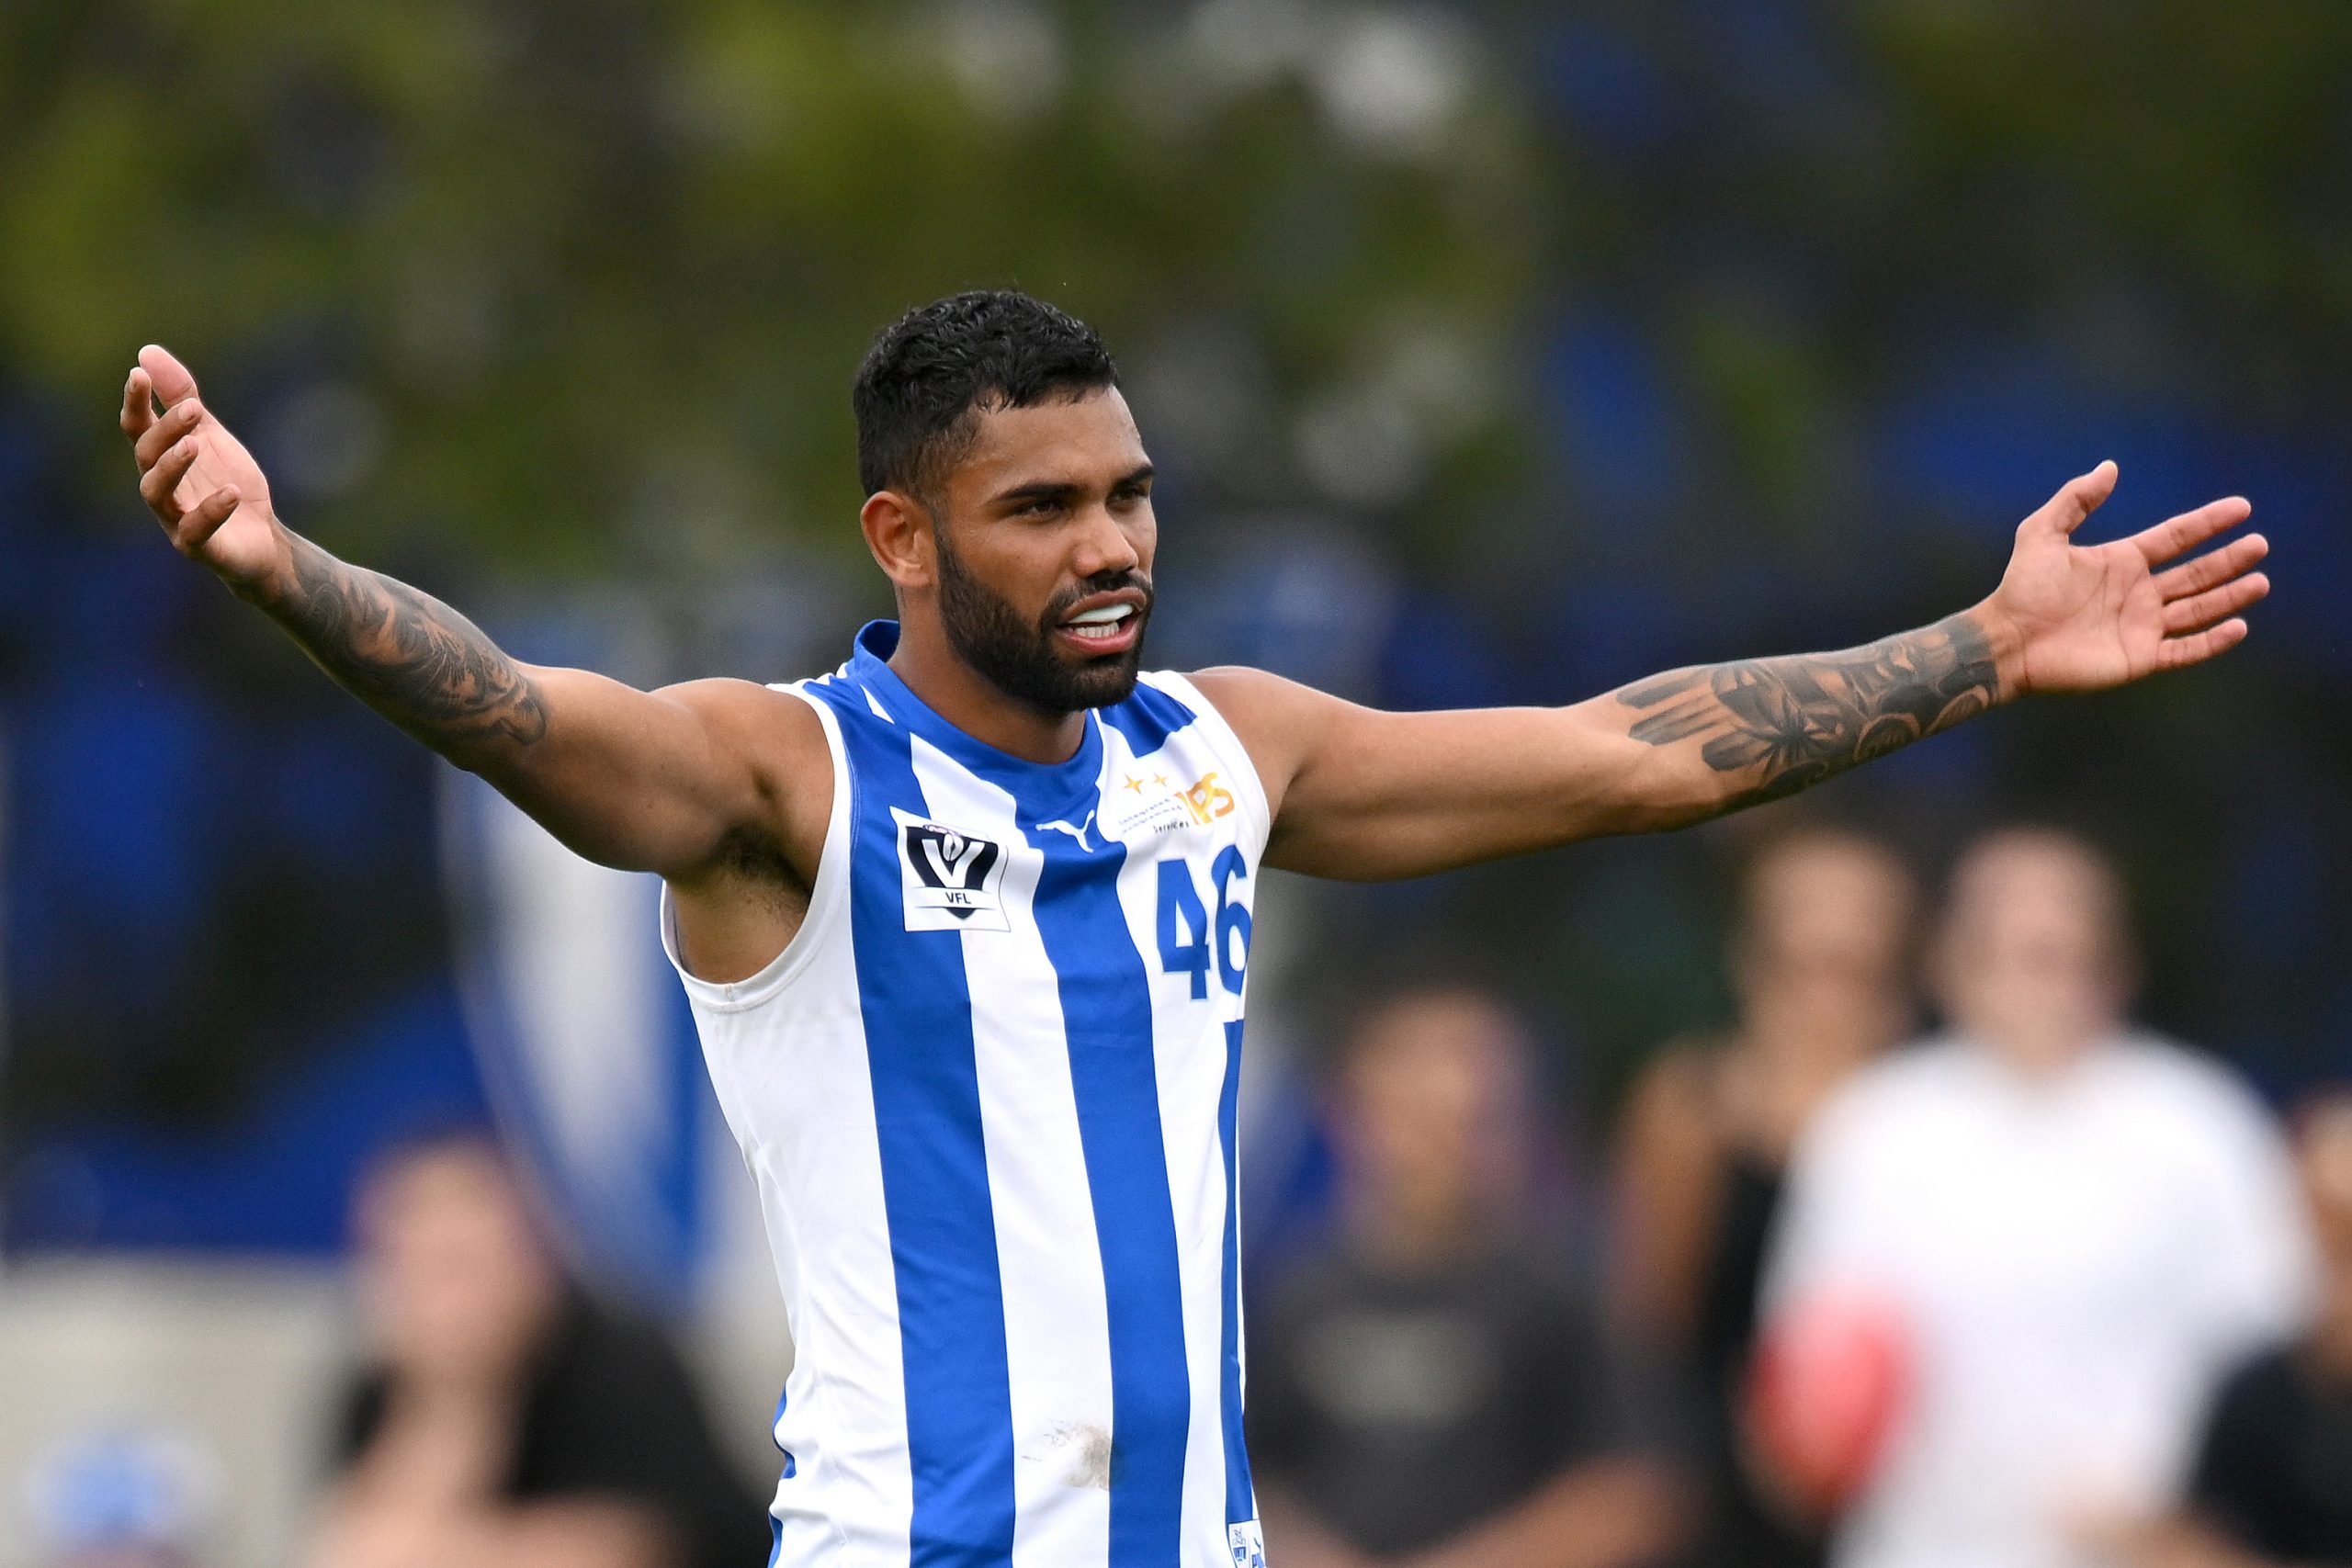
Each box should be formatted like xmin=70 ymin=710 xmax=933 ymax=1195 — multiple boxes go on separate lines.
xmin=934 ymin=535 xmax=1152 ymax=715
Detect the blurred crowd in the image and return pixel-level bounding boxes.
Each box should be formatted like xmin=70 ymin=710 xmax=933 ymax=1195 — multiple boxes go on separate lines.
xmin=26 ymin=820 xmax=2350 ymax=1568
xmin=307 ymin=1130 xmax=762 ymax=1568
xmin=1240 ymin=822 xmax=2344 ymax=1568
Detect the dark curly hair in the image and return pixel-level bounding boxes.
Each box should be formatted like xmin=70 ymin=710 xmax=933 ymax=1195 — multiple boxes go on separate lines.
xmin=852 ymin=289 xmax=1118 ymax=503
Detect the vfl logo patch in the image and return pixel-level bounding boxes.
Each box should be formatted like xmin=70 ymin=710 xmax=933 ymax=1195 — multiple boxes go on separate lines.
xmin=893 ymin=809 xmax=1008 ymax=931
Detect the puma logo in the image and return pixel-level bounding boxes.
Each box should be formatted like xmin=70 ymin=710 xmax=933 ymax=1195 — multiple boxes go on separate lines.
xmin=1035 ymin=810 xmax=1099 ymax=853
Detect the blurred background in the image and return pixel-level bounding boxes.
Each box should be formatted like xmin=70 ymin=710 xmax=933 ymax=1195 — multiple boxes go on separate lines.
xmin=3 ymin=2 xmax=2349 ymax=1566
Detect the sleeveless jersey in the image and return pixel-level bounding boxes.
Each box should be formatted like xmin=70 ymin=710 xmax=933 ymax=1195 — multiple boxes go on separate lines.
xmin=662 ymin=621 xmax=1268 ymax=1568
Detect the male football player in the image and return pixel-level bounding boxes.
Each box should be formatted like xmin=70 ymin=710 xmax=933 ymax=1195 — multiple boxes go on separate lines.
xmin=124 ymin=290 xmax=2269 ymax=1568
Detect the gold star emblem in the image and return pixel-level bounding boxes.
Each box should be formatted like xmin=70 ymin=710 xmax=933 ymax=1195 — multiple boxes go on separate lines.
xmin=1123 ymin=773 xmax=1146 ymax=794
xmin=1150 ymin=773 xmax=1170 ymax=788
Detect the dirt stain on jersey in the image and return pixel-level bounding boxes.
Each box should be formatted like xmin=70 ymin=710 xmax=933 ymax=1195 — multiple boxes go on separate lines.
xmin=1025 ymin=1420 xmax=1114 ymax=1490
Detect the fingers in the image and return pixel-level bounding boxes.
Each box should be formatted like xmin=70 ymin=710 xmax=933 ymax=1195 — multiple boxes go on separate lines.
xmin=140 ymin=433 xmax=201 ymax=518
xmin=2145 ymin=505 xmax=2267 ymax=669
xmin=176 ymin=486 xmax=242 ymax=552
xmin=2035 ymin=459 xmax=2119 ymax=536
xmin=120 ymin=366 xmax=155 ymax=439
xmin=133 ymin=396 xmax=203 ymax=470
xmin=138 ymin=344 xmax=199 ymax=408
xmin=2158 ymin=617 xmax=2249 ymax=671
xmin=2154 ymin=532 xmax=2267 ymax=601
xmin=2131 ymin=495 xmax=2253 ymax=567
xmin=125 ymin=345 xmax=242 ymax=556
xmin=2162 ymin=570 xmax=2269 ymax=635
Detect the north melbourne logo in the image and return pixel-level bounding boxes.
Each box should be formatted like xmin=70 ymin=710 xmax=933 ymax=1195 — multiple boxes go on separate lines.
xmin=894 ymin=809 xmax=1008 ymax=931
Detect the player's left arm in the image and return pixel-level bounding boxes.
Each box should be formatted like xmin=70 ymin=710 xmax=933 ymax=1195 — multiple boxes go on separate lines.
xmin=1198 ymin=463 xmax=2267 ymax=881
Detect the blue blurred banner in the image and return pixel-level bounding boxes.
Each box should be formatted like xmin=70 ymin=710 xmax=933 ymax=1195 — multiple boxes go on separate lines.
xmin=440 ymin=771 xmax=723 ymax=1308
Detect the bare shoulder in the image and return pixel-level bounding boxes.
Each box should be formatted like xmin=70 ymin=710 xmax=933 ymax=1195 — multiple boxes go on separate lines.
xmin=653 ymin=675 xmax=833 ymax=884
xmin=656 ymin=676 xmax=831 ymax=773
xmin=1183 ymin=665 xmax=1353 ymax=804
xmin=1185 ymin=663 xmax=1331 ymax=715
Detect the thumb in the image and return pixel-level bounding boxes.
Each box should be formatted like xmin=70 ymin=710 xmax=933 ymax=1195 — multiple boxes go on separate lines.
xmin=138 ymin=344 xmax=199 ymax=409
xmin=2035 ymin=459 xmax=2118 ymax=537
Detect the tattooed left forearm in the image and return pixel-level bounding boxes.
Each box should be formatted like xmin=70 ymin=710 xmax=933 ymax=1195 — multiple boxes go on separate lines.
xmin=1615 ymin=611 xmax=2004 ymax=814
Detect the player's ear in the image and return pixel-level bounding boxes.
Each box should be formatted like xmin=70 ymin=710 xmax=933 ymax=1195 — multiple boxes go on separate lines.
xmin=860 ymin=489 xmax=936 ymax=591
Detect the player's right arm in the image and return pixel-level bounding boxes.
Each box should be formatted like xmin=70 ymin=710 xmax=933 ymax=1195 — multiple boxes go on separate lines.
xmin=122 ymin=346 xmax=814 ymax=883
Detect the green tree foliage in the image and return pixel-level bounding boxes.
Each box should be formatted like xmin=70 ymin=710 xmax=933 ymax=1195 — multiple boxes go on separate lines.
xmin=0 ymin=0 xmax=1550 ymax=570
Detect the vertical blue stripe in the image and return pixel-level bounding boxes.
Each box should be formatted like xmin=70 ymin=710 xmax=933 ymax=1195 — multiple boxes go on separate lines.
xmin=1099 ymin=679 xmax=1196 ymax=756
xmin=1020 ymin=805 xmax=1192 ymax=1568
xmin=814 ymin=683 xmax=1017 ymax=1568
xmin=1217 ymin=1019 xmax=1255 ymax=1526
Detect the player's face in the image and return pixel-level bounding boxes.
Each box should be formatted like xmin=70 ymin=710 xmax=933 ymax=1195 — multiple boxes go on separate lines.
xmin=931 ymin=388 xmax=1158 ymax=713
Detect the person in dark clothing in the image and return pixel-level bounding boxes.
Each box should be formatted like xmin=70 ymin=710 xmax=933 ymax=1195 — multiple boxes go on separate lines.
xmin=1250 ymin=984 xmax=1682 ymax=1568
xmin=1611 ymin=829 xmax=1920 ymax=1568
xmin=2101 ymin=1092 xmax=2352 ymax=1568
xmin=2181 ymin=1349 xmax=2352 ymax=1565
xmin=304 ymin=1130 xmax=768 ymax=1568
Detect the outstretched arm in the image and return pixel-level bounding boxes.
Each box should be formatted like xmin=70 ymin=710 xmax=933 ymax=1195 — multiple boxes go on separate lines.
xmin=1203 ymin=463 xmax=2268 ymax=880
xmin=122 ymin=346 xmax=814 ymax=880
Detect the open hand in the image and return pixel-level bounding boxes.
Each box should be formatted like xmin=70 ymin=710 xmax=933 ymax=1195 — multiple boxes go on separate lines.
xmin=1984 ymin=461 xmax=2270 ymax=694
xmin=122 ymin=344 xmax=287 ymax=590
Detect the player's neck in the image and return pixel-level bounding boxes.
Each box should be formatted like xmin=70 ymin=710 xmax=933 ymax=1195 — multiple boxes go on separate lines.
xmin=887 ymin=615 xmax=1090 ymax=764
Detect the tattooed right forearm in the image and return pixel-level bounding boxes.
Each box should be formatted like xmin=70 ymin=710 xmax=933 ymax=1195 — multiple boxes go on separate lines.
xmin=263 ymin=534 xmax=548 ymax=756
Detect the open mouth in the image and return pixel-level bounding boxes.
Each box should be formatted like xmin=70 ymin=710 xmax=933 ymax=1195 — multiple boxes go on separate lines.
xmin=1061 ymin=603 xmax=1138 ymax=643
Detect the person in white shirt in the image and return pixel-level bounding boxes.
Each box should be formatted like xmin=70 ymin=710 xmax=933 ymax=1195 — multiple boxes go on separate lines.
xmin=1758 ymin=827 xmax=2313 ymax=1568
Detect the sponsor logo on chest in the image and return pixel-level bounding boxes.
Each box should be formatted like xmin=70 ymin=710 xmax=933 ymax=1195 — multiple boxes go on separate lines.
xmin=1110 ymin=767 xmax=1237 ymax=839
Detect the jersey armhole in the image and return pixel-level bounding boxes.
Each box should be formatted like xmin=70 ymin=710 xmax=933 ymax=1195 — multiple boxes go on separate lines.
xmin=1143 ymin=669 xmax=1272 ymax=863
xmin=656 ymin=681 xmax=853 ymax=1014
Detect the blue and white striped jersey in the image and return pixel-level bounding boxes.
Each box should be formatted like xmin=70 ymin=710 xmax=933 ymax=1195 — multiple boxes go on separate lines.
xmin=662 ymin=621 xmax=1266 ymax=1568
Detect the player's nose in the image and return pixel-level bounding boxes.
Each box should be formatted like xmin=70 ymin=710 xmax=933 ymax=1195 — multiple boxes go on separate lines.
xmin=1069 ymin=499 xmax=1143 ymax=578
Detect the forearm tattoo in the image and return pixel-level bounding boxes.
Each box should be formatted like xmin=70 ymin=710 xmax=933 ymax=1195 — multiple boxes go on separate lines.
xmin=1616 ymin=612 xmax=2000 ymax=811
xmin=271 ymin=535 xmax=548 ymax=751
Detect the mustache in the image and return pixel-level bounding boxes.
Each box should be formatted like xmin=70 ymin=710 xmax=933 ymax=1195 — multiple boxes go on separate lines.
xmin=1039 ymin=570 xmax=1154 ymax=630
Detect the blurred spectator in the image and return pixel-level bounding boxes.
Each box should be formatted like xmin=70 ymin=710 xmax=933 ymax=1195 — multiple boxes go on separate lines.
xmin=1613 ymin=828 xmax=1920 ymax=1568
xmin=303 ymin=1129 xmax=766 ymax=1568
xmin=1249 ymin=984 xmax=1682 ymax=1568
xmin=2100 ymin=1091 xmax=2352 ymax=1568
xmin=1758 ymin=829 xmax=2312 ymax=1568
